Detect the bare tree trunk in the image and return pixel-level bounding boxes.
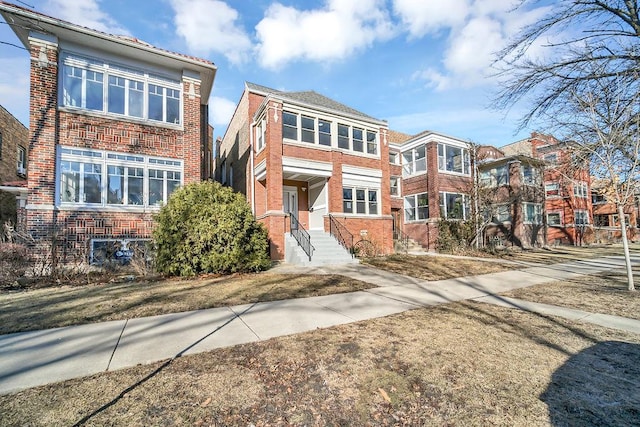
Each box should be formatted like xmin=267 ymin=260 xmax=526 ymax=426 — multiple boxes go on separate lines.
xmin=618 ymin=204 xmax=635 ymax=291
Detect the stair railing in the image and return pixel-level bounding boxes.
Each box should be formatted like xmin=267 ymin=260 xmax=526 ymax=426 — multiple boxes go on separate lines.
xmin=289 ymin=212 xmax=314 ymax=261
xmin=393 ymin=226 xmax=410 ymax=253
xmin=329 ymin=214 xmax=354 ymax=257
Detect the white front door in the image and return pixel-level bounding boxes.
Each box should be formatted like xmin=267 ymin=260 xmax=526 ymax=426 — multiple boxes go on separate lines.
xmin=283 ymin=187 xmax=298 ymax=219
xmin=308 ymin=180 xmax=327 ymax=230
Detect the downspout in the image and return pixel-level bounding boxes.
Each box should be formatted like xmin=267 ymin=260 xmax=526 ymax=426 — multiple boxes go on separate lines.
xmin=249 ymin=120 xmax=256 ymax=215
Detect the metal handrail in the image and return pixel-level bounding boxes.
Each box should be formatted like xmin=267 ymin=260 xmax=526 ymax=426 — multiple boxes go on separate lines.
xmin=289 ymin=212 xmax=314 ymax=261
xmin=329 ymin=214 xmax=354 ymax=257
xmin=393 ymin=226 xmax=410 ymax=253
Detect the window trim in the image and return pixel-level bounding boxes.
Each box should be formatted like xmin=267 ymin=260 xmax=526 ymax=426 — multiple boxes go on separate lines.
xmin=522 ymin=163 xmax=542 ymax=186
xmin=390 ymin=176 xmax=401 ymax=197
xmin=547 ymin=211 xmax=563 ymax=226
xmin=523 ymin=202 xmax=543 ymax=225
xmin=342 ymin=186 xmax=379 ymax=216
xmin=573 ymin=181 xmax=588 ymax=198
xmin=439 ymin=191 xmax=469 ymax=220
xmin=574 ymin=209 xmax=590 ymax=225
xmin=437 ymin=142 xmax=470 ymax=176
xmin=480 ymin=165 xmax=509 ymax=187
xmin=404 ymin=192 xmax=429 ymax=222
xmin=402 ymin=145 xmax=426 ymax=177
xmin=17 ymin=145 xmax=26 ymax=176
xmin=57 ymin=145 xmax=183 ymax=209
xmin=545 ymin=181 xmax=560 ymax=197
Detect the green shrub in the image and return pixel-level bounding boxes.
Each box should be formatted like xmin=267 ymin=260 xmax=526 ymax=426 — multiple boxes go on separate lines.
xmin=152 ymin=181 xmax=271 ymax=276
xmin=436 ymin=219 xmax=475 ymax=253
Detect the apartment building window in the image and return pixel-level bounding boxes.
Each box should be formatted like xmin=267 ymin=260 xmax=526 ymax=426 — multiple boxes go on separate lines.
xmin=594 ymin=214 xmax=608 ymax=227
xmin=256 ymin=120 xmax=266 ymax=151
xmin=61 ymin=53 xmax=182 ymax=125
xmin=318 ymin=119 xmax=331 ymax=146
xmin=592 ymin=193 xmax=606 ymax=204
xmin=440 ymin=192 xmax=468 ymax=220
xmin=405 ymin=193 xmax=429 ymax=221
xmin=543 ymin=152 xmax=558 ymax=164
xmin=545 ymin=182 xmax=560 ymax=197
xmin=522 ymin=164 xmax=541 ymax=186
xmin=17 ymin=146 xmax=26 ymax=176
xmin=366 ymin=131 xmax=377 ymax=155
xmin=547 ymin=212 xmax=562 ymax=226
xmin=389 ymin=152 xmax=399 ymax=164
xmin=402 ymin=145 xmax=426 ymax=177
xmin=480 ymin=165 xmax=508 ymax=187
xmin=58 ymin=146 xmax=182 ymax=207
xmin=523 ymin=203 xmax=543 ymax=224
xmin=301 ymin=115 xmax=315 ymax=143
xmin=390 ymin=176 xmax=400 ymax=197
xmin=575 ymin=210 xmax=589 ymax=225
xmin=338 ymin=124 xmax=350 ymax=149
xmin=352 ymin=128 xmax=364 ymax=152
xmin=282 ymin=111 xmax=298 ymax=140
xmin=486 ymin=204 xmax=511 ymax=223
xmin=573 ymin=181 xmax=588 ymax=198
xmin=438 ymin=143 xmax=470 ymax=175
xmin=343 ymin=187 xmax=378 ymax=215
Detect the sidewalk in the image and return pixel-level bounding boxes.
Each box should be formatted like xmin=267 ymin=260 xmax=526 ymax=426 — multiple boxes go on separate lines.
xmin=1 ymin=255 xmax=638 ymax=396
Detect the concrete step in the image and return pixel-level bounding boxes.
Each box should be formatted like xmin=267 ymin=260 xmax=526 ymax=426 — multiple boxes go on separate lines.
xmin=285 ymin=231 xmax=358 ymax=266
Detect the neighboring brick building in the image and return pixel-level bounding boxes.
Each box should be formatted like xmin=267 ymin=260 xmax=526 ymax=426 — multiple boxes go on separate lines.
xmin=389 ymin=131 xmax=474 ymax=250
xmin=0 ymin=2 xmax=216 ymax=262
xmin=591 ymin=180 xmax=639 ymax=243
xmin=218 ymin=82 xmax=393 ymax=262
xmin=0 ymin=104 xmax=28 ymax=228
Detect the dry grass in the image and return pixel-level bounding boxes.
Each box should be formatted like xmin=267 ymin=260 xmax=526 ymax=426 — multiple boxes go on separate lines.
xmin=2 ymin=302 xmax=639 ymax=426
xmin=0 ymin=273 xmax=373 ymax=335
xmin=502 ymin=270 xmax=640 ymax=320
xmin=361 ymin=254 xmax=514 ymax=280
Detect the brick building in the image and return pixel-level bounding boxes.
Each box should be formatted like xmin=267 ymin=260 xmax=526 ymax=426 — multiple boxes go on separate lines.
xmin=0 ymin=104 xmax=28 ymax=227
xmin=0 ymin=2 xmax=216 ymax=262
xmin=218 ymin=82 xmax=393 ymax=263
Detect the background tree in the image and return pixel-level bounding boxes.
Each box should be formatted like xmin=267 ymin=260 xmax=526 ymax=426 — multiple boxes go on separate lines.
xmin=153 ymin=181 xmax=271 ymax=277
xmin=497 ymin=0 xmax=640 ymax=291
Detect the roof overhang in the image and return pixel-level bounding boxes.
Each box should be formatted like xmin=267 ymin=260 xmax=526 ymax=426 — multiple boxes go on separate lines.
xmin=0 ymin=2 xmax=216 ymax=102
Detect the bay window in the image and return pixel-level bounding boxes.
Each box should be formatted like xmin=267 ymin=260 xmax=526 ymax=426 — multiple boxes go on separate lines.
xmin=440 ymin=192 xmax=468 ymax=219
xmin=60 ymin=53 xmax=182 ymax=126
xmin=438 ymin=143 xmax=470 ymax=175
xmin=402 ymin=145 xmax=426 ymax=177
xmin=58 ymin=146 xmax=182 ymax=208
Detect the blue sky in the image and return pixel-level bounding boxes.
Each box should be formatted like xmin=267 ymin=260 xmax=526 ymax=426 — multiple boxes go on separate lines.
xmin=0 ymin=0 xmax=553 ymax=147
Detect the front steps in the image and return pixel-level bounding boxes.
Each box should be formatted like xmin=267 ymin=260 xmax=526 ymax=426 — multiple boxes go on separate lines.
xmin=285 ymin=230 xmax=359 ymax=266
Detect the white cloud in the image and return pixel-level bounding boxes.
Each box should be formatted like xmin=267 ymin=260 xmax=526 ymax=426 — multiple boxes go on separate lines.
xmin=255 ymin=0 xmax=394 ymax=69
xmin=392 ymin=0 xmax=470 ymax=38
xmin=169 ymin=0 xmax=251 ymax=64
xmin=43 ymin=0 xmax=130 ymax=35
xmin=209 ymin=96 xmax=237 ymax=127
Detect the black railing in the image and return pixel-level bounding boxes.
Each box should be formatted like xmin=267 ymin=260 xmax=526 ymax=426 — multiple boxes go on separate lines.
xmin=393 ymin=226 xmax=410 ymax=253
xmin=289 ymin=212 xmax=314 ymax=261
xmin=329 ymin=214 xmax=354 ymax=257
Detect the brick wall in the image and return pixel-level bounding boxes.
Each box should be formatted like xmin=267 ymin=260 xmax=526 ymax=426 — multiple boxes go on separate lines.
xmin=0 ymin=105 xmax=28 ymax=184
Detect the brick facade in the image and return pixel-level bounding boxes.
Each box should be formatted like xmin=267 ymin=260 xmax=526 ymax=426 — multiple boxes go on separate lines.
xmin=0 ymin=104 xmax=28 ymax=226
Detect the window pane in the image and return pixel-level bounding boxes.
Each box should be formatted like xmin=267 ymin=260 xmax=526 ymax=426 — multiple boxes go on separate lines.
xmin=404 ymin=196 xmax=416 ymax=221
xmin=84 ymin=163 xmax=102 ymax=203
xmin=301 ymin=116 xmax=315 ymax=143
xmin=283 ymin=112 xmax=298 ymax=140
xmin=108 ymin=76 xmax=125 ymax=114
xmin=447 ymin=146 xmax=463 ymax=173
xmin=318 ymin=119 xmax=331 ymax=146
xmin=107 ymin=165 xmax=125 ymax=204
xmin=353 ymin=128 xmax=363 ymax=152
xmin=167 ymin=171 xmax=181 ymax=199
xmin=128 ymin=80 xmax=144 ymax=118
xmin=417 ymin=193 xmax=429 ymax=220
xmin=342 ymin=187 xmax=353 ymax=213
xmin=338 ymin=124 xmax=350 ymax=149
xmin=128 ymin=167 xmax=143 ymax=205
xmin=166 ymin=89 xmax=180 ymax=124
xmin=390 ymin=177 xmax=399 ymax=196
xmin=61 ymin=161 xmax=80 ymax=202
xmin=356 ymin=189 xmax=366 ymax=214
xmin=149 ymin=169 xmax=164 ymax=205
xmin=148 ymin=84 xmax=164 ymax=121
xmin=86 ymin=71 xmax=104 ymax=111
xmin=415 ymin=145 xmax=426 ymax=172
xmin=63 ymin=66 xmax=82 ymax=107
xmin=368 ymin=190 xmax=378 ymax=215
xmin=366 ymin=131 xmax=377 ymax=154
xmin=548 ymin=213 xmax=561 ymax=225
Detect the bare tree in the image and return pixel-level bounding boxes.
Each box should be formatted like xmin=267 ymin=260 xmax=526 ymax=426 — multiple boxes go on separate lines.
xmin=495 ymin=0 xmax=640 ymax=128
xmin=548 ymin=73 xmax=640 ymax=291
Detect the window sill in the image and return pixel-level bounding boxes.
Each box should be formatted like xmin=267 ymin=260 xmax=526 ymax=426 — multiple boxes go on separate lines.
xmin=437 ymin=169 xmax=471 ymax=177
xmin=56 ymin=204 xmax=161 ymax=213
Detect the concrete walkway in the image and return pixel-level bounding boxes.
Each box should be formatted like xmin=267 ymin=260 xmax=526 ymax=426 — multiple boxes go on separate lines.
xmin=1 ymin=255 xmax=639 ymax=396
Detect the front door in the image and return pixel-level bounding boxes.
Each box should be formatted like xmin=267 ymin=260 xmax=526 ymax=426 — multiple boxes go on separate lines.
xmin=308 ymin=180 xmax=327 ymax=230
xmin=283 ymin=187 xmax=298 ymax=219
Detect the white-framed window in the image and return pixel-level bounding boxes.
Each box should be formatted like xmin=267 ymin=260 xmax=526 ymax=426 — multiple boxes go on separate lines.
xmin=439 ymin=192 xmax=469 ymax=220
xmin=438 ymin=143 xmax=470 ymax=175
xmin=343 ymin=187 xmax=378 ymax=215
xmin=318 ymin=119 xmax=331 ymax=146
xmin=389 ymin=152 xmax=399 ymax=164
xmin=58 ymin=146 xmax=182 ymax=208
xmin=337 ymin=123 xmax=350 ymax=149
xmin=547 ymin=211 xmax=562 ymax=226
xmin=404 ymin=193 xmax=429 ymax=222
xmin=485 ymin=204 xmax=511 ymax=223
xmin=256 ymin=119 xmax=266 ymax=152
xmin=575 ymin=210 xmax=589 ymax=225
xmin=366 ymin=130 xmax=377 ymax=155
xmin=301 ymin=115 xmax=315 ymax=143
xmin=592 ymin=193 xmax=606 ymax=204
xmin=390 ymin=176 xmax=401 ymax=197
xmin=545 ymin=182 xmax=560 ymax=197
xmin=282 ymin=111 xmax=298 ymax=140
xmin=60 ymin=53 xmax=182 ymax=125
xmin=480 ymin=165 xmax=508 ymax=187
xmin=523 ymin=202 xmax=543 ymax=224
xmin=543 ymin=152 xmax=558 ymax=164
xmin=573 ymin=181 xmax=588 ymax=198
xmin=522 ymin=164 xmax=541 ymax=186
xmin=402 ymin=145 xmax=426 ymax=177
xmin=17 ymin=145 xmax=26 ymax=176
